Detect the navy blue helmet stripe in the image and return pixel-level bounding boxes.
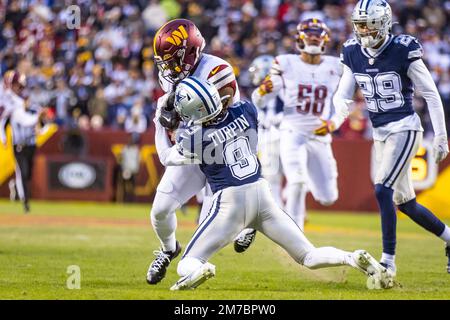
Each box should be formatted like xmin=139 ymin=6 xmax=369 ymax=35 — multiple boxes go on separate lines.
xmin=189 ymin=77 xmax=217 ymax=113
xmin=365 ymin=0 xmax=372 ymax=11
xmin=360 ymin=0 xmax=366 ymax=10
xmin=182 ymin=79 xmax=212 ymax=114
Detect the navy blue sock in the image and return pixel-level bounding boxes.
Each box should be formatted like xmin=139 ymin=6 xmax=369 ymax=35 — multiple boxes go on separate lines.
xmin=374 ymin=184 xmax=396 ymax=255
xmin=398 ymin=199 xmax=446 ymax=237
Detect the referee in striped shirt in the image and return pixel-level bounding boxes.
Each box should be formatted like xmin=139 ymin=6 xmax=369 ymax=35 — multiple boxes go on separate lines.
xmin=10 ymin=103 xmax=40 ymax=213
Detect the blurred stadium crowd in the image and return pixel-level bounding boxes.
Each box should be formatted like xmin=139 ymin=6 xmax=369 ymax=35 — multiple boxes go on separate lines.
xmin=1 ymin=0 xmax=449 ymax=139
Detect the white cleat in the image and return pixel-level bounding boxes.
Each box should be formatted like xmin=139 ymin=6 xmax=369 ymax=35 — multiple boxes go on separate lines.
xmin=170 ymin=262 xmax=216 ymax=291
xmin=352 ymin=250 xmax=394 ymax=290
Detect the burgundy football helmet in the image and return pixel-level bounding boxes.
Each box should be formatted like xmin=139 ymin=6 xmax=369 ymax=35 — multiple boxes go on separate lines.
xmin=3 ymin=70 xmax=26 ymax=94
xmin=296 ymin=18 xmax=330 ymax=55
xmin=153 ymin=19 xmax=206 ymax=84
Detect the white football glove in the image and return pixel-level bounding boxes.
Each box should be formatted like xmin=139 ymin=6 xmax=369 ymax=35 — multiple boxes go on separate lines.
xmin=433 ymin=135 xmax=449 ymax=163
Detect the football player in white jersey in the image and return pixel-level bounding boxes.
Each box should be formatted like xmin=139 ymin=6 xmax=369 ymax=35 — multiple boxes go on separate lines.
xmin=248 ymin=55 xmax=284 ymax=207
xmin=233 ymin=55 xmax=285 ymax=253
xmin=0 ymin=71 xmax=42 ymax=147
xmin=252 ymin=19 xmax=342 ymax=230
xmin=147 ymin=19 xmax=242 ymax=285
xmin=328 ymin=0 xmax=450 ymax=276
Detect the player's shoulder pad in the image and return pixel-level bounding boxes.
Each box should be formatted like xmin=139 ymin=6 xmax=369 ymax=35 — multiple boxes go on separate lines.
xmin=393 ymin=34 xmax=423 ymax=60
xmin=203 ymin=55 xmax=236 ymax=90
xmin=270 ymin=55 xmax=290 ymax=76
xmin=323 ymin=55 xmax=341 ymax=64
xmin=207 ymin=64 xmax=232 ymax=80
xmin=235 ymin=100 xmax=258 ymax=120
xmin=340 ymin=38 xmax=359 ymax=64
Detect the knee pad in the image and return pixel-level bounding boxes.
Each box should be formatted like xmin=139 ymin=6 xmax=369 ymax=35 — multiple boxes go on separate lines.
xmin=319 ymin=199 xmax=336 ymax=207
xmin=374 ymin=184 xmax=393 ymax=203
xmin=397 ymin=199 xmax=415 ymax=214
xmin=151 ymin=192 xmax=181 ymax=221
xmin=287 ymin=182 xmax=307 ymax=196
xmin=177 ymin=257 xmax=204 ymax=277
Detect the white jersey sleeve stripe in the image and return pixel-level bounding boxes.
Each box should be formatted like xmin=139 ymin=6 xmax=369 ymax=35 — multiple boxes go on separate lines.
xmin=208 ymin=70 xmax=234 ymax=85
xmin=212 ymin=74 xmax=235 ymax=90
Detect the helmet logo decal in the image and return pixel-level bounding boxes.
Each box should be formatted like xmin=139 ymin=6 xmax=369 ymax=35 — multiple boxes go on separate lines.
xmin=166 ymin=25 xmax=189 ymax=46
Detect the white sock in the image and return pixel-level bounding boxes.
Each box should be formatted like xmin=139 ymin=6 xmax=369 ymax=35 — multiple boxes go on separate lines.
xmin=381 ymin=253 xmax=395 ymax=266
xmin=150 ymin=192 xmax=181 ymax=252
xmin=439 ymin=225 xmax=450 ymax=245
xmin=303 ymin=247 xmax=350 ymax=269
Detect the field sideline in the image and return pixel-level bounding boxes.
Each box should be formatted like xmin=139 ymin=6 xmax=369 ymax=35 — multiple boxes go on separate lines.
xmin=0 ymin=200 xmax=449 ymax=300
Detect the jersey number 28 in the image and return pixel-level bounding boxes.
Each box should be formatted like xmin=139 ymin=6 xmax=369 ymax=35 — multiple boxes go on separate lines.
xmin=354 ymin=72 xmax=405 ymax=112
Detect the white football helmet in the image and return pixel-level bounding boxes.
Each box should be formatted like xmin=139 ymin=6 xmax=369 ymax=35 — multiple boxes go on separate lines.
xmin=248 ymin=55 xmax=274 ymax=87
xmin=174 ymin=77 xmax=223 ymax=125
xmin=351 ymin=0 xmax=392 ymax=48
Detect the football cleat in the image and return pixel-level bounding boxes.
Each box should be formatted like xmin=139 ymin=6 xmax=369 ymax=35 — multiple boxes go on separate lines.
xmin=351 ymin=250 xmax=394 ymax=290
xmin=234 ymin=229 xmax=257 ymax=253
xmin=146 ymin=241 xmax=181 ymax=285
xmin=446 ymin=245 xmax=450 ymax=274
xmin=380 ymin=261 xmax=397 ymax=278
xmin=170 ymin=262 xmax=216 ymax=291
xmin=23 ymin=201 xmax=30 ymax=214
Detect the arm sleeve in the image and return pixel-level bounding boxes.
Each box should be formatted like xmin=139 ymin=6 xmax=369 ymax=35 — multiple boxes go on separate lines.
xmin=153 ymin=93 xmax=171 ymax=159
xmin=154 ymin=120 xmax=171 ymax=163
xmin=407 ymin=59 xmax=447 ymax=137
xmin=157 ymin=126 xmax=199 ymax=166
xmin=330 ymin=64 xmax=356 ymax=129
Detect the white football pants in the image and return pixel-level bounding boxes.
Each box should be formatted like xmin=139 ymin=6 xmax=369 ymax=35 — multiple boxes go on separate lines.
xmin=177 ymin=179 xmax=355 ymax=276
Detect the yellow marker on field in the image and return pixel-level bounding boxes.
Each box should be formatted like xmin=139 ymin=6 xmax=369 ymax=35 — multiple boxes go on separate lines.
xmin=0 ymin=124 xmax=58 ymax=186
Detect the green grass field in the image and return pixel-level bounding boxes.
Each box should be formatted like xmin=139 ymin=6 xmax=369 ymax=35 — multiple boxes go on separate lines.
xmin=0 ymin=199 xmax=449 ymax=300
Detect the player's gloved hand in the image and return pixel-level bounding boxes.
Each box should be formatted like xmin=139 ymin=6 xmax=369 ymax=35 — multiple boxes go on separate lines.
xmin=314 ymin=119 xmax=336 ymax=136
xmin=257 ymin=76 xmax=274 ymax=96
xmin=159 ymin=92 xmax=181 ymax=130
xmin=433 ymin=135 xmax=449 ymax=163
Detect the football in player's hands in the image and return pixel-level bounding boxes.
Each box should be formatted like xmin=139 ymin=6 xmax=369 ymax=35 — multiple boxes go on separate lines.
xmin=433 ymin=135 xmax=449 ymax=163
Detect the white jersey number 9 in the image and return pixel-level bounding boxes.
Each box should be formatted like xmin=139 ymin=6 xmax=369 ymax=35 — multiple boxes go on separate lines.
xmin=223 ymin=136 xmax=259 ymax=180
xmin=354 ymin=72 xmax=404 ymax=112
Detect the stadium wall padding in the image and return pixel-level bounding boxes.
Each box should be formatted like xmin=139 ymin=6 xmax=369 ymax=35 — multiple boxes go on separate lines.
xmin=0 ymin=129 xmax=449 ymax=215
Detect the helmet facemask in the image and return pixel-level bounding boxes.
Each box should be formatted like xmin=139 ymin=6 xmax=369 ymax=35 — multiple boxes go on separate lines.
xmin=351 ymin=1 xmax=392 ymax=48
xmin=296 ymin=20 xmax=330 ymax=55
xmin=155 ymin=45 xmax=192 ymax=84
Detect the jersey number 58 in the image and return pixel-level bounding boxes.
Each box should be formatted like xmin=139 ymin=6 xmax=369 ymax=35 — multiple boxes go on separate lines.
xmin=297 ymin=85 xmax=328 ymax=116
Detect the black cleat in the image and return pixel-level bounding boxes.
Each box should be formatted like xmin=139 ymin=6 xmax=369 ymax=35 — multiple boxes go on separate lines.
xmin=234 ymin=229 xmax=257 ymax=253
xmin=23 ymin=202 xmax=30 ymax=214
xmin=446 ymin=245 xmax=450 ymax=274
xmin=146 ymin=241 xmax=181 ymax=285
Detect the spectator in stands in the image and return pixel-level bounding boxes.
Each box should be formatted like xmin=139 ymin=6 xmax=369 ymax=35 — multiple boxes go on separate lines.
xmin=0 ymin=0 xmax=446 ymax=139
